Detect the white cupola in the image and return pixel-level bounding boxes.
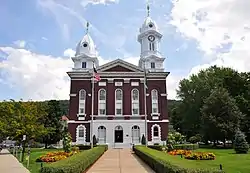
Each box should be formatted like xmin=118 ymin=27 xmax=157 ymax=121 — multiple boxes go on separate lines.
xmin=71 ymin=22 xmax=99 ymax=70
xmin=138 ymin=4 xmax=165 ymax=72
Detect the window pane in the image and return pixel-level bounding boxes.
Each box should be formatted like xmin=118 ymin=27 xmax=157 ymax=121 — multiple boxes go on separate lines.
xmin=132 ymin=89 xmax=139 ymax=100
xmin=151 ymin=62 xmax=155 ymax=69
xmin=79 ymin=90 xmax=86 ymax=100
xmin=99 ymin=109 xmax=105 ymax=115
xmin=99 ymin=90 xmax=106 ymax=100
xmin=79 ymin=128 xmax=84 ymax=137
xmin=82 ymin=62 xmax=86 ymax=68
xmin=132 ymin=108 xmax=139 ymax=115
xmin=153 ymin=126 xmax=159 ymax=136
xmin=152 ymin=90 xmax=158 ymax=100
xmin=116 ymin=90 xmax=122 ymax=100
xmin=116 ymin=109 xmax=122 ymax=115
xmin=79 ymin=108 xmax=84 ymax=113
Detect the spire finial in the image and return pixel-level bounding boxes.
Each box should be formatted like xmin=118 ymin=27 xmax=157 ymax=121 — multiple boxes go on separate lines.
xmin=86 ymin=21 xmax=89 ymax=33
xmin=147 ymin=1 xmax=150 ymax=17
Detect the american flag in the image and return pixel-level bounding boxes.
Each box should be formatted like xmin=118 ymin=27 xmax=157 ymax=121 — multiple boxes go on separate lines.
xmin=93 ymin=65 xmax=101 ymax=81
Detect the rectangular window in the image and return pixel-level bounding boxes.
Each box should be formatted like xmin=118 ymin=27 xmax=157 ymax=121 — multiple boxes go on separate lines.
xmin=82 ymin=62 xmax=86 ymax=68
xmin=151 ymin=62 xmax=155 ymax=68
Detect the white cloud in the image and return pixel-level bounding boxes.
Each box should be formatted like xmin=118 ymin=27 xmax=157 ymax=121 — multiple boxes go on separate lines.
xmin=63 ymin=48 xmax=76 ymax=57
xmin=80 ymin=0 xmax=119 ymax=7
xmin=170 ymin=0 xmax=250 ymax=73
xmin=0 ymin=47 xmax=72 ymax=101
xmin=13 ymin=40 xmax=26 ymax=48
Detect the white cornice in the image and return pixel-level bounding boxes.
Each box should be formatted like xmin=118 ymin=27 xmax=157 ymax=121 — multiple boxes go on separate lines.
xmin=97 ymin=59 xmax=144 ymax=72
xmin=67 ymin=119 xmax=169 ymax=123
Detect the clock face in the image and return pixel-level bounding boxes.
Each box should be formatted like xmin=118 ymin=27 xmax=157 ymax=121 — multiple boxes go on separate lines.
xmin=148 ymin=35 xmax=155 ymax=42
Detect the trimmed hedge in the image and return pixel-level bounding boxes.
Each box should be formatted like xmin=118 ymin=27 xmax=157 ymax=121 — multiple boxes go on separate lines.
xmin=148 ymin=145 xmax=166 ymax=151
xmin=40 ymin=145 xmax=107 ymax=173
xmin=72 ymin=145 xmax=95 ymax=150
xmin=174 ymin=144 xmax=199 ymax=150
xmin=134 ymin=146 xmax=224 ymax=173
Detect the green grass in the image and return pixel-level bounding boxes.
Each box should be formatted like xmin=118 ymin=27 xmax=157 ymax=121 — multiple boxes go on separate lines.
xmin=11 ymin=148 xmax=60 ymax=173
xmin=137 ymin=146 xmax=250 ymax=173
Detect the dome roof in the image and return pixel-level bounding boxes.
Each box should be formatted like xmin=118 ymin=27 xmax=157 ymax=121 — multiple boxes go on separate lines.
xmin=140 ymin=16 xmax=158 ymax=33
xmin=75 ymin=33 xmax=97 ymax=57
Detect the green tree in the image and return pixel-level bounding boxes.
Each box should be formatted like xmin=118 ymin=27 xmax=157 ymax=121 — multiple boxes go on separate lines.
xmin=201 ymin=88 xmax=243 ymax=146
xmin=234 ymin=130 xmax=249 ymax=154
xmin=175 ymin=66 xmax=248 ymax=143
xmin=40 ymin=100 xmax=63 ymax=148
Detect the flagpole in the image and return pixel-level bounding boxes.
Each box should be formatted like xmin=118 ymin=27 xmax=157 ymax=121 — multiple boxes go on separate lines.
xmin=91 ymin=61 xmax=95 ymax=149
xmin=143 ymin=60 xmax=148 ymax=147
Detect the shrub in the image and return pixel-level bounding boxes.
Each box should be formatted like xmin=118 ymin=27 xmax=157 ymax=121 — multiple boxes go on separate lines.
xmin=73 ymin=145 xmax=97 ymax=150
xmin=148 ymin=145 xmax=168 ymax=152
xmin=167 ymin=131 xmax=186 ymax=144
xmin=134 ymin=146 xmax=224 ymax=173
xmin=93 ymin=135 xmax=97 ymax=146
xmin=40 ymin=145 xmax=107 ymax=173
xmin=63 ymin=132 xmax=72 ymax=153
xmin=141 ymin=135 xmax=146 ymax=145
xmin=234 ymin=130 xmax=249 ymax=154
xmin=174 ymin=144 xmax=199 ymax=150
xmin=189 ymin=135 xmax=201 ymax=144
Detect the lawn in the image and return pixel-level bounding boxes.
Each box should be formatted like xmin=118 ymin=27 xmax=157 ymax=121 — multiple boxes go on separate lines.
xmin=11 ymin=148 xmax=59 ymax=173
xmin=137 ymin=146 xmax=250 ymax=173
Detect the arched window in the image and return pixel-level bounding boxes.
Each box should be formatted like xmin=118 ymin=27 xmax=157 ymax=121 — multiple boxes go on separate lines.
xmin=79 ymin=126 xmax=85 ymax=137
xmin=151 ymin=89 xmax=158 ymax=114
xmin=132 ymin=89 xmax=139 ymax=115
xmin=115 ymin=89 xmax=123 ymax=115
xmin=76 ymin=125 xmax=86 ymax=144
xmin=79 ymin=89 xmax=86 ymax=114
xmin=153 ymin=126 xmax=159 ymax=137
xmin=98 ymin=89 xmax=106 ymax=115
xmin=98 ymin=126 xmax=106 ymax=143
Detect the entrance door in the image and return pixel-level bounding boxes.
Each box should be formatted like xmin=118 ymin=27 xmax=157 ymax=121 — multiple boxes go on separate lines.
xmin=132 ymin=125 xmax=140 ymax=144
xmin=114 ymin=126 xmax=123 ymax=143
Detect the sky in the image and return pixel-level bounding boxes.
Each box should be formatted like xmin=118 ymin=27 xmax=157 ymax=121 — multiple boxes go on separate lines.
xmin=0 ymin=0 xmax=250 ymax=101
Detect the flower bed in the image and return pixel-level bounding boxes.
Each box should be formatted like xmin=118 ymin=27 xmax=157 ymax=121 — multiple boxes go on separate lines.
xmin=36 ymin=150 xmax=79 ymax=163
xmin=185 ymin=152 xmax=215 ymax=160
xmin=168 ymin=149 xmax=215 ymax=160
xmin=168 ymin=149 xmax=192 ymax=156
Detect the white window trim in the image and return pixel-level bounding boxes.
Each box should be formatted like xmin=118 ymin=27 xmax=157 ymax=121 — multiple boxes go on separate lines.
xmin=98 ymin=89 xmax=106 ymax=115
xmin=78 ymin=89 xmax=86 ymax=120
xmin=151 ymin=124 xmax=161 ymax=142
xmin=131 ymin=89 xmax=139 ymax=115
xmin=76 ymin=125 xmax=86 ymax=144
xmin=151 ymin=89 xmax=159 ymax=115
xmin=115 ymin=89 xmax=123 ymax=116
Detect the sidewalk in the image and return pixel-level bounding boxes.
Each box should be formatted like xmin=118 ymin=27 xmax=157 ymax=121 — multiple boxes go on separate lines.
xmin=87 ymin=148 xmax=155 ymax=173
xmin=0 ymin=149 xmax=30 ymax=173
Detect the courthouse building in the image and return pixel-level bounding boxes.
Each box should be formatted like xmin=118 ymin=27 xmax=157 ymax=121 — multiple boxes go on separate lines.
xmin=67 ymin=6 xmax=170 ymax=148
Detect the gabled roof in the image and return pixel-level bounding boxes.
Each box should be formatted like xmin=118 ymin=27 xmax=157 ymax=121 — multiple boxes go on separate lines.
xmin=97 ymin=59 xmax=144 ymax=72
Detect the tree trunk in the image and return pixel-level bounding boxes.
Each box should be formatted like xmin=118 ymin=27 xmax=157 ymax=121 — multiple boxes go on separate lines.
xmin=45 ymin=142 xmax=48 ymax=149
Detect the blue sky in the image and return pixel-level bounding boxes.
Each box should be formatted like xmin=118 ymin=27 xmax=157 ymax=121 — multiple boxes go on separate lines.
xmin=0 ymin=0 xmax=249 ymax=101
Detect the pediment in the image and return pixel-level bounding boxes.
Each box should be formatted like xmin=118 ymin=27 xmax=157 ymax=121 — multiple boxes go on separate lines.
xmin=97 ymin=59 xmax=144 ymax=72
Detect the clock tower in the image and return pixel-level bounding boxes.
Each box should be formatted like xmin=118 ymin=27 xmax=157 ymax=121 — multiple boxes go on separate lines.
xmin=138 ymin=4 xmax=165 ymax=72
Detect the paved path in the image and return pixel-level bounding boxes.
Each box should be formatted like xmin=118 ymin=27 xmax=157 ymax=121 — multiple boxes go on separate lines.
xmin=0 ymin=149 xmax=30 ymax=173
xmin=87 ymin=148 xmax=155 ymax=173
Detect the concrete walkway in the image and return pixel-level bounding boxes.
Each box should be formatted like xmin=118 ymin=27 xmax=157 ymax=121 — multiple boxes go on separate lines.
xmin=0 ymin=149 xmax=30 ymax=173
xmin=87 ymin=148 xmax=155 ymax=173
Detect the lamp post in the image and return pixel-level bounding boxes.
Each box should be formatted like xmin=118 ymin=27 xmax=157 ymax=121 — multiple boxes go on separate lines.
xmin=143 ymin=59 xmax=148 ymax=147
